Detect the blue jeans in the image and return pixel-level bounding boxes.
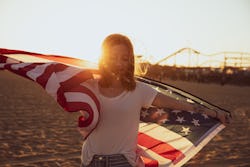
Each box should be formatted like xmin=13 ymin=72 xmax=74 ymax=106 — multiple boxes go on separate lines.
xmin=81 ymin=154 xmax=133 ymax=167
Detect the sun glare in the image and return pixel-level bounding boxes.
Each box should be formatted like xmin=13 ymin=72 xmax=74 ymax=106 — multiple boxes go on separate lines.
xmin=1 ymin=1 xmax=249 ymax=68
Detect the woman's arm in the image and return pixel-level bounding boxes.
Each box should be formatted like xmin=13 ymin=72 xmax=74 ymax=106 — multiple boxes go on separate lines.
xmin=152 ymin=92 xmax=231 ymax=124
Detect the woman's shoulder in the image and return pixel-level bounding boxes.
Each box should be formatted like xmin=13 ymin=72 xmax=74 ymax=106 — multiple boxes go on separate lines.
xmin=135 ymin=81 xmax=153 ymax=91
xmin=136 ymin=80 xmax=151 ymax=87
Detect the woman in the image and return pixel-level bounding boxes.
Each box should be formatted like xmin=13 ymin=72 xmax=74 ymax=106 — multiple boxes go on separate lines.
xmin=80 ymin=34 xmax=231 ymax=167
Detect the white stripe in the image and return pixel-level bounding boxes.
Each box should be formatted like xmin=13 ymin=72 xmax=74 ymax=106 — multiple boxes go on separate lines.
xmin=139 ymin=123 xmax=193 ymax=154
xmin=0 ymin=64 xmax=4 ymax=68
xmin=45 ymin=73 xmax=61 ymax=99
xmin=26 ymin=63 xmax=52 ymax=81
xmin=138 ymin=145 xmax=172 ymax=167
xmin=175 ymin=124 xmax=225 ymax=167
xmin=11 ymin=63 xmax=29 ymax=70
xmin=64 ymin=92 xmax=99 ymax=124
xmin=4 ymin=54 xmax=53 ymax=63
xmin=56 ymin=66 xmax=82 ymax=82
xmin=6 ymin=57 xmax=20 ymax=63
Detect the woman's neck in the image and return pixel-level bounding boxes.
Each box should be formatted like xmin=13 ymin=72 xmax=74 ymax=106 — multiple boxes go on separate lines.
xmin=98 ymin=77 xmax=125 ymax=98
xmin=108 ymin=77 xmax=123 ymax=89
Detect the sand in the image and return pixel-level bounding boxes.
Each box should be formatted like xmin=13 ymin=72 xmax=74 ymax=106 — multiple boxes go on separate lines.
xmin=0 ymin=71 xmax=249 ymax=167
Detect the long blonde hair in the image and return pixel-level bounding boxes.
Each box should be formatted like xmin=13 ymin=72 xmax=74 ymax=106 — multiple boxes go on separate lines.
xmin=98 ymin=34 xmax=136 ymax=91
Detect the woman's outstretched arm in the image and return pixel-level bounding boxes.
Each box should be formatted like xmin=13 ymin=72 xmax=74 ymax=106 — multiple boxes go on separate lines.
xmin=152 ymin=92 xmax=231 ymax=124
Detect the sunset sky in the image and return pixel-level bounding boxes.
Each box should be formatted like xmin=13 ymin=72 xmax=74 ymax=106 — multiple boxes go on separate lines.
xmin=0 ymin=0 xmax=250 ymax=64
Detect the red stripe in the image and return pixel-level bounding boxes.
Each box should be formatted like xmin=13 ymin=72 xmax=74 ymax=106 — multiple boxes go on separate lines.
xmin=138 ymin=132 xmax=185 ymax=163
xmin=0 ymin=55 xmax=21 ymax=63
xmin=14 ymin=63 xmax=41 ymax=79
xmin=66 ymin=85 xmax=100 ymax=111
xmin=3 ymin=63 xmax=39 ymax=81
xmin=0 ymin=55 xmax=8 ymax=63
xmin=56 ymin=84 xmax=100 ymax=112
xmin=66 ymin=102 xmax=94 ymax=127
xmin=57 ymin=83 xmax=100 ymax=112
xmin=66 ymin=101 xmax=92 ymax=113
xmin=56 ymin=85 xmax=67 ymax=111
xmin=0 ymin=48 xmax=42 ymax=55
xmin=141 ymin=156 xmax=159 ymax=167
xmin=60 ymin=101 xmax=100 ymax=139
xmin=36 ymin=63 xmax=68 ymax=88
xmin=60 ymin=70 xmax=93 ymax=91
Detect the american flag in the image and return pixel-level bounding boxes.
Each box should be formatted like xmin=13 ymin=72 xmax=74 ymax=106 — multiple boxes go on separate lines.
xmin=0 ymin=48 xmax=225 ymax=167
xmin=0 ymin=49 xmax=100 ymax=139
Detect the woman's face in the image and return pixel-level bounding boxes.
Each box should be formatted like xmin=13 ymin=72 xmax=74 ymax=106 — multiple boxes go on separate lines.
xmin=108 ymin=44 xmax=131 ymax=75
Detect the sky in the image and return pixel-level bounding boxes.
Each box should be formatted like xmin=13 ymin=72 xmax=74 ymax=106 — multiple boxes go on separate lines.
xmin=0 ymin=0 xmax=250 ymax=63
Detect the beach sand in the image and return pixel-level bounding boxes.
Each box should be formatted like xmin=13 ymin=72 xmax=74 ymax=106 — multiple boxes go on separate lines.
xmin=0 ymin=71 xmax=249 ymax=167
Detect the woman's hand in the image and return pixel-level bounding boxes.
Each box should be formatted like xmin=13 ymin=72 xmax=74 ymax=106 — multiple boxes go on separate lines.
xmin=204 ymin=107 xmax=232 ymax=125
xmin=216 ymin=109 xmax=232 ymax=124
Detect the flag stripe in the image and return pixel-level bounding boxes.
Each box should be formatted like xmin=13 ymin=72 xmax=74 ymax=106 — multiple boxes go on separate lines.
xmin=0 ymin=54 xmax=8 ymax=63
xmin=36 ymin=63 xmax=68 ymax=88
xmin=138 ymin=132 xmax=185 ymax=162
xmin=60 ymin=70 xmax=94 ymax=89
xmin=139 ymin=123 xmax=193 ymax=155
xmin=64 ymin=92 xmax=98 ymax=115
xmin=55 ymin=84 xmax=100 ymax=113
xmin=11 ymin=63 xmax=30 ymax=70
xmin=0 ymin=48 xmax=43 ymax=55
xmin=6 ymin=54 xmax=53 ymax=63
xmin=138 ymin=145 xmax=172 ymax=166
xmin=4 ymin=63 xmax=38 ymax=81
xmin=26 ymin=63 xmax=52 ymax=82
xmin=56 ymin=67 xmax=83 ymax=83
xmin=45 ymin=73 xmax=61 ymax=99
xmin=66 ymin=101 xmax=94 ymax=126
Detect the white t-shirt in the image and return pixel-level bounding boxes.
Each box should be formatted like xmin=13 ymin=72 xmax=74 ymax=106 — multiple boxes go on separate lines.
xmin=81 ymin=79 xmax=158 ymax=166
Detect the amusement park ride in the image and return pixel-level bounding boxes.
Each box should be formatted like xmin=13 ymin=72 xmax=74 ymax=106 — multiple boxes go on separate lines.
xmin=154 ymin=48 xmax=250 ymax=69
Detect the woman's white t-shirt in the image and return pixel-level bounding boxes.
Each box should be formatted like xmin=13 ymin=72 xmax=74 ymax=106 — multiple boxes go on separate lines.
xmin=81 ymin=79 xmax=158 ymax=166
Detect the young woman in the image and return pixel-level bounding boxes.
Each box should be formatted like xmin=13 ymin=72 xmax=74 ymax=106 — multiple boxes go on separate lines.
xmin=80 ymin=34 xmax=231 ymax=167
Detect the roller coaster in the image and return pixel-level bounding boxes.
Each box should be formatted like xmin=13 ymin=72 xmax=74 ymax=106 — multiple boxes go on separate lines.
xmin=154 ymin=48 xmax=250 ymax=68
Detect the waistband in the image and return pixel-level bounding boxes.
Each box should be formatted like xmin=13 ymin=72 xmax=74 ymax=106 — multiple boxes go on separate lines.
xmin=93 ymin=154 xmax=126 ymax=160
xmin=91 ymin=154 xmax=132 ymax=167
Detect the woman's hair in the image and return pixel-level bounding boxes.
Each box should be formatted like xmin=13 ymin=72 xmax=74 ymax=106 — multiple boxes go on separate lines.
xmin=98 ymin=34 xmax=136 ymax=91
